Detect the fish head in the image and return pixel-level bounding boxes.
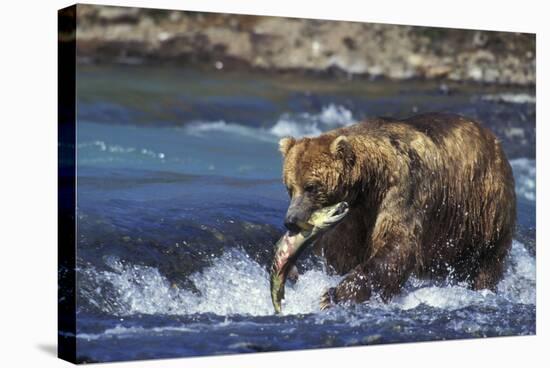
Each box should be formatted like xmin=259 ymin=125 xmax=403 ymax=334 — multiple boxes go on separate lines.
xmin=308 ymin=201 xmax=349 ymax=231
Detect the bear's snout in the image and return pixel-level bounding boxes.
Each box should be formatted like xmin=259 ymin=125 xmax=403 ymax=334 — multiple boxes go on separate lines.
xmin=284 ymin=214 xmax=304 ymax=233
xmin=284 ymin=195 xmax=314 ymax=233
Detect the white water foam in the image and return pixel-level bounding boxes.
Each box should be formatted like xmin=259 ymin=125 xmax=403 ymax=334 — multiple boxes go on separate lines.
xmin=497 ymin=239 xmax=536 ymax=305
xmin=511 ymin=158 xmax=536 ymax=201
xmin=184 ymin=121 xmax=276 ymax=143
xmin=82 ymin=249 xmax=340 ymax=317
xmin=392 ymin=240 xmax=535 ymax=310
xmin=77 ymin=140 xmax=166 ymax=160
xmin=482 ymin=93 xmax=536 ymax=104
xmin=270 ymin=104 xmax=355 ymax=138
xmin=183 ymin=104 xmax=355 ymax=141
xmin=269 ymin=117 xmax=323 ymax=138
xmin=394 ymin=285 xmax=495 ymax=311
xmin=77 ymin=325 xmax=198 ymax=341
xmin=82 ymin=240 xmax=534 ymax=319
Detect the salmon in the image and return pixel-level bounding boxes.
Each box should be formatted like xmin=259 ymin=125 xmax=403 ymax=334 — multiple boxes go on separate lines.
xmin=270 ymin=202 xmax=349 ymax=313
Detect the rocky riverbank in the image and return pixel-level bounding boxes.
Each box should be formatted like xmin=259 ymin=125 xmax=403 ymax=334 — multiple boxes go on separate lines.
xmin=72 ymin=4 xmax=535 ymax=85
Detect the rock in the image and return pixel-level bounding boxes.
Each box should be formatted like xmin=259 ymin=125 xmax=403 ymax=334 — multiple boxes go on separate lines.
xmin=73 ymin=4 xmax=535 ymax=86
xmin=97 ymin=6 xmax=140 ymax=23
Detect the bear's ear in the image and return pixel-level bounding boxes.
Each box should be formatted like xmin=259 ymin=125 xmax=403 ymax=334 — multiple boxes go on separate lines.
xmin=330 ymin=135 xmax=355 ymax=166
xmin=279 ymin=137 xmax=296 ymax=156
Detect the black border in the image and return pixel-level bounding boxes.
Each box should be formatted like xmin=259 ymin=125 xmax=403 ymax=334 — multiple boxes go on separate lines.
xmin=58 ymin=4 xmax=77 ymax=364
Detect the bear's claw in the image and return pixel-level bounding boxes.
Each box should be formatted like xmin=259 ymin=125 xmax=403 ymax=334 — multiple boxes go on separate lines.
xmin=320 ymin=287 xmax=337 ymax=311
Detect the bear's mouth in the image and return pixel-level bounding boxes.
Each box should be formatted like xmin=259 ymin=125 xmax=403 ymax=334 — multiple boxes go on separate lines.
xmin=287 ymin=203 xmax=348 ymax=235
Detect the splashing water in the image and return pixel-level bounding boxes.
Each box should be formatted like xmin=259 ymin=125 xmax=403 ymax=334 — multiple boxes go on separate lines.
xmin=177 ymin=104 xmax=355 ymax=145
xmin=511 ymin=158 xmax=536 ymax=202
xmin=270 ymin=104 xmax=355 ymax=138
xmin=79 ymin=240 xmax=534 ymax=318
xmin=183 ymin=121 xmax=277 ymax=143
xmin=482 ymin=93 xmax=536 ymax=104
xmin=80 ymin=249 xmax=342 ymax=317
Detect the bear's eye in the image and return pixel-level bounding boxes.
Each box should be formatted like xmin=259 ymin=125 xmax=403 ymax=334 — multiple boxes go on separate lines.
xmin=304 ymin=184 xmax=318 ymax=194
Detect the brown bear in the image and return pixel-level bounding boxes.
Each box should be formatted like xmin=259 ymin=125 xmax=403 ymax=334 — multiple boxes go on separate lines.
xmin=279 ymin=112 xmax=516 ymax=308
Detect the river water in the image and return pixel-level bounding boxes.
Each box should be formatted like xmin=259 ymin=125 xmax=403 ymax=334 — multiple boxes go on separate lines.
xmin=67 ymin=65 xmax=535 ymax=363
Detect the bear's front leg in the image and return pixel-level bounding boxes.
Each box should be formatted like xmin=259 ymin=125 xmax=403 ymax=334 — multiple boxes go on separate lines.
xmin=320 ymin=210 xmax=419 ymax=309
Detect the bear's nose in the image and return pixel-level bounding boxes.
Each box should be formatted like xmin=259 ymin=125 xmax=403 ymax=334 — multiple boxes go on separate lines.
xmin=284 ymin=215 xmax=302 ymax=233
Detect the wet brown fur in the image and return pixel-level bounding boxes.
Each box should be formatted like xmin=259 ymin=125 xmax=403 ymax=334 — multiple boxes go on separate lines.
xmin=280 ymin=112 xmax=516 ymax=305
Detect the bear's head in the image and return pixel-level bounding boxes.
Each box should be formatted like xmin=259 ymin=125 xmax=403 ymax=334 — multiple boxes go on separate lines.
xmin=279 ymin=135 xmax=356 ymax=233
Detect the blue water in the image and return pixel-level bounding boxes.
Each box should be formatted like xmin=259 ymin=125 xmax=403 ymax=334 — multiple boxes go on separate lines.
xmin=68 ymin=66 xmax=536 ymax=363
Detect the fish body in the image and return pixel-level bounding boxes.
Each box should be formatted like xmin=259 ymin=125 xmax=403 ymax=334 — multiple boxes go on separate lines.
xmin=270 ymin=202 xmax=349 ymax=313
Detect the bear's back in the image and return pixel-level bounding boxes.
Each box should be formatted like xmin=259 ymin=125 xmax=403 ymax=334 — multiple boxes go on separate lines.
xmin=316 ymin=112 xmax=515 ymax=283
